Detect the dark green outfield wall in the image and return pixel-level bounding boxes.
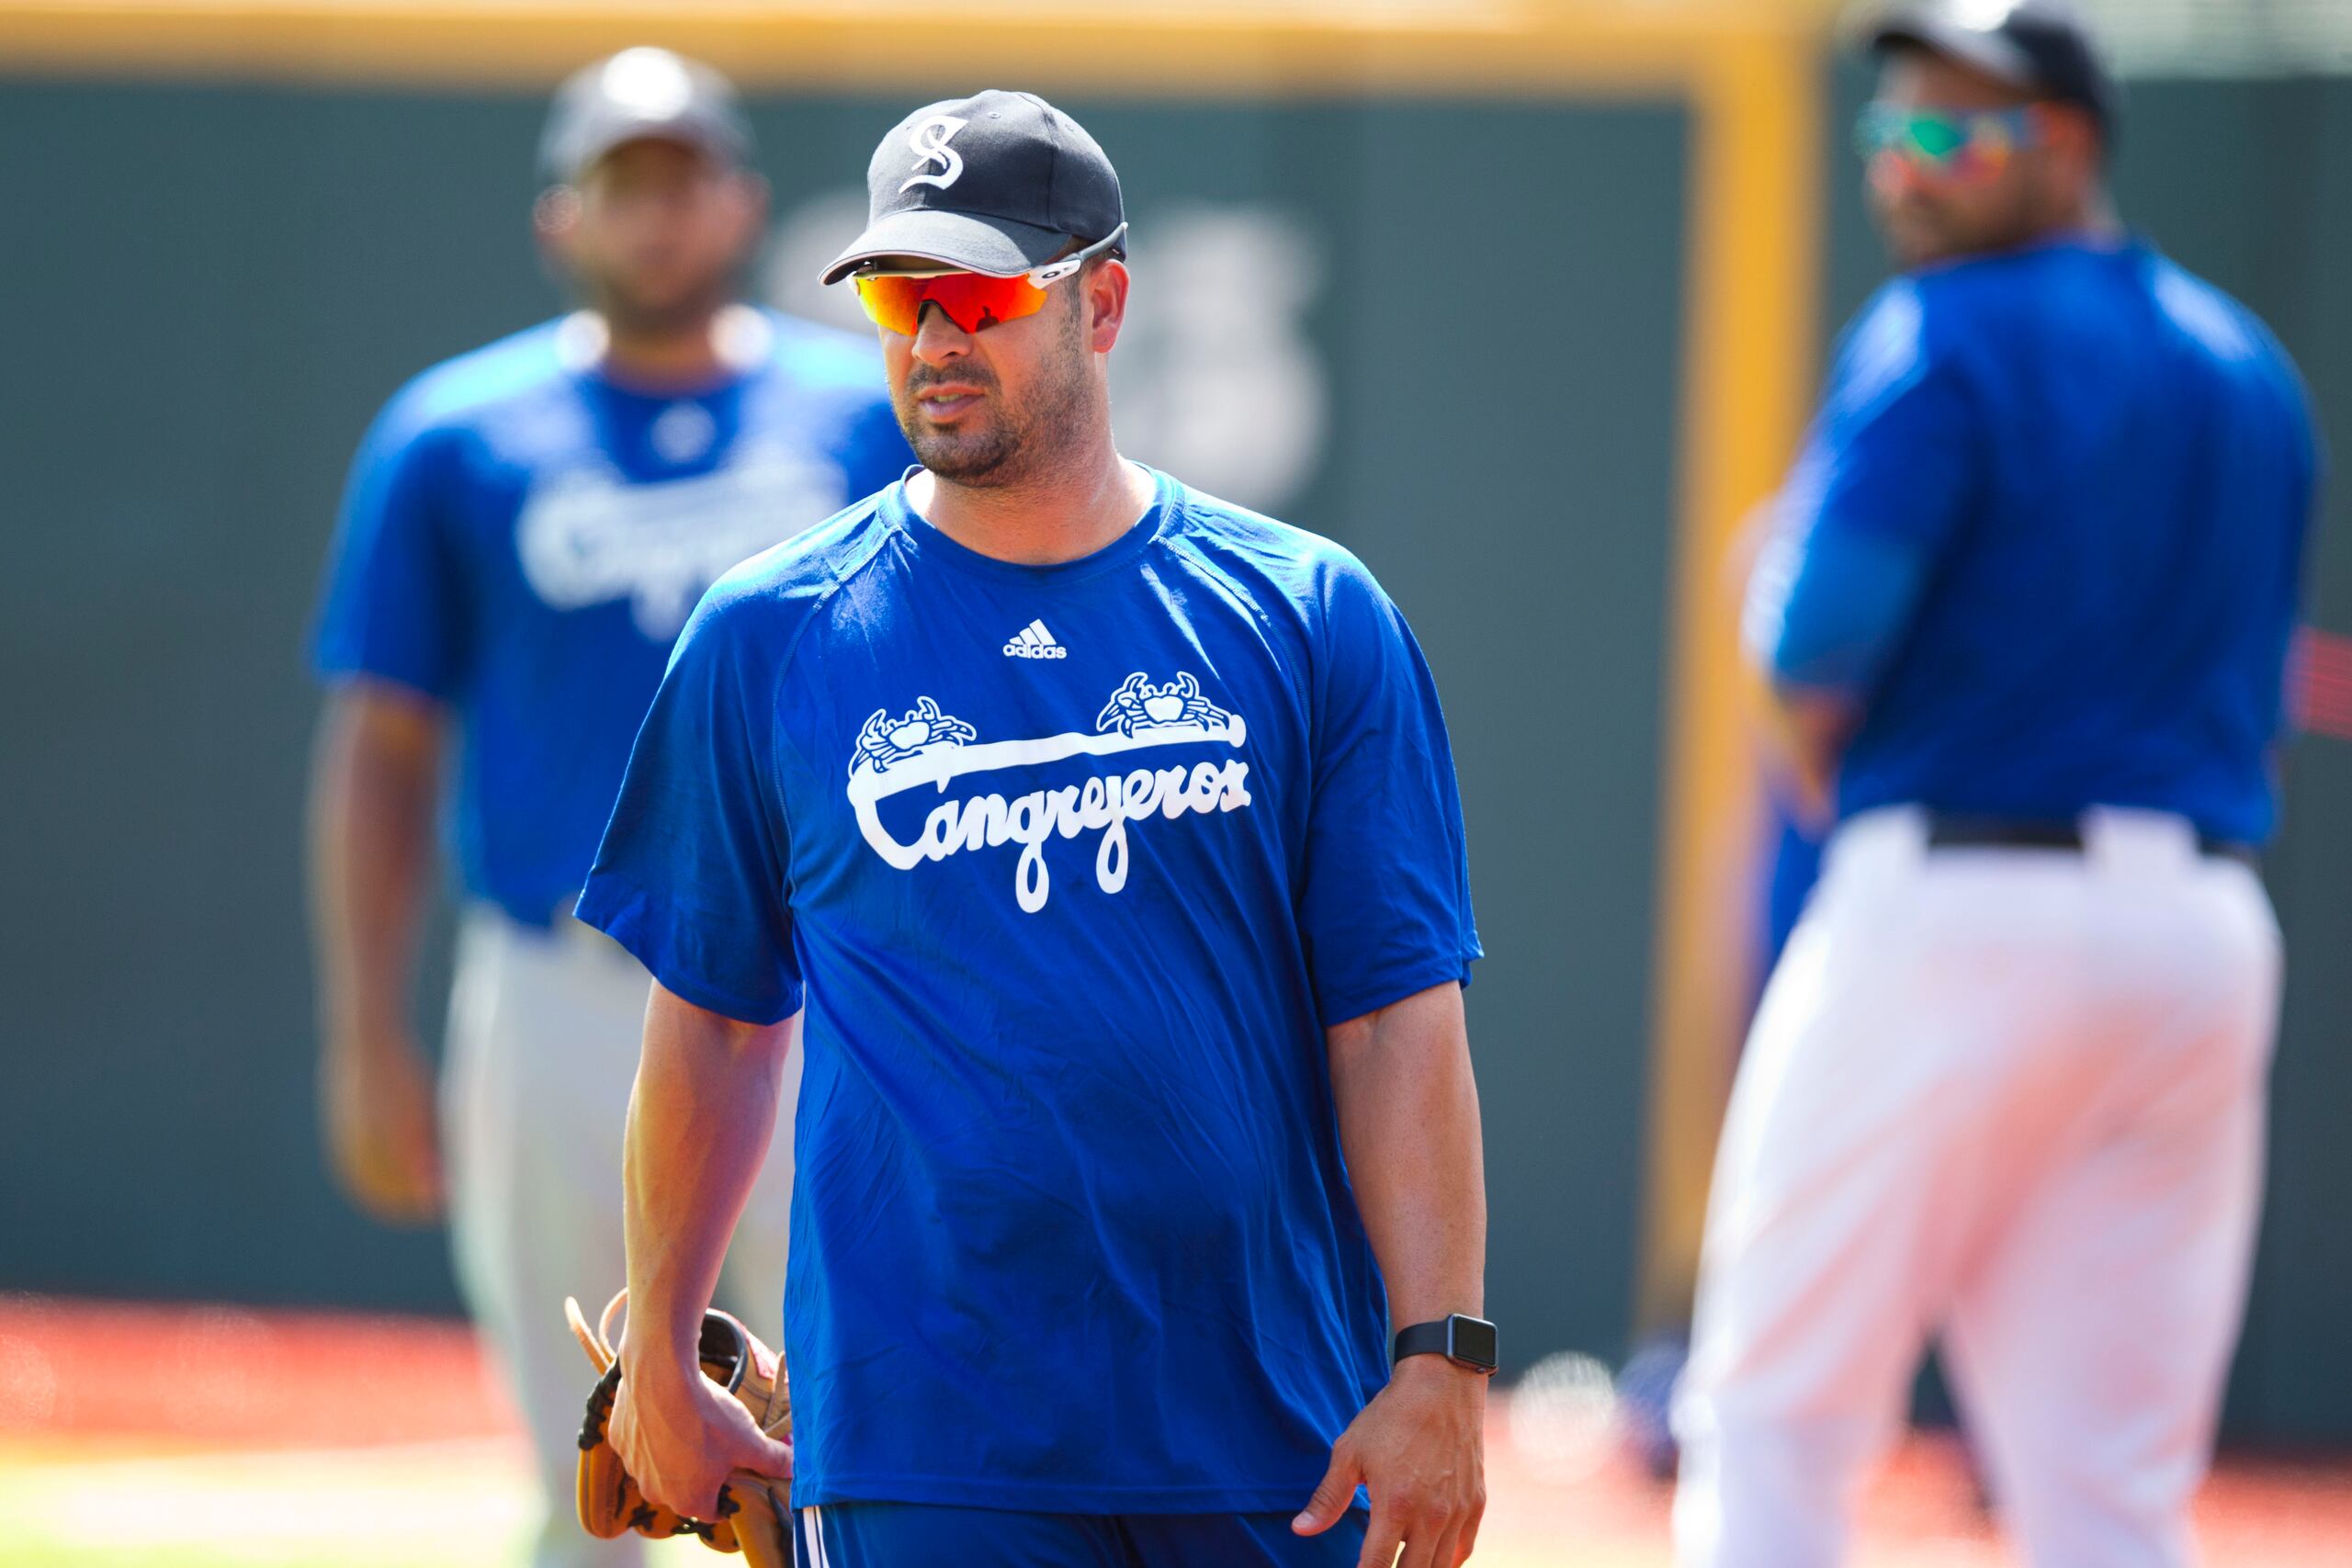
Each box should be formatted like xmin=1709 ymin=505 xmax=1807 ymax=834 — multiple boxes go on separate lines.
xmin=4 ymin=66 xmax=2346 ymax=1440
xmin=0 ymin=80 xmax=1685 ymax=1380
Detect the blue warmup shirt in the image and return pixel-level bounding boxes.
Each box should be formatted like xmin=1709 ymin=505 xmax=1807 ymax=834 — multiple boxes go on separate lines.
xmin=577 ymin=469 xmax=1481 ymax=1512
xmin=1747 ymin=237 xmax=2317 ymax=842
xmin=310 ymin=310 xmax=913 ymax=925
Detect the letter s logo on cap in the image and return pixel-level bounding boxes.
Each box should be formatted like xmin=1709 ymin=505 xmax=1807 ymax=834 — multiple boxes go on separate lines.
xmin=899 ymin=116 xmax=969 ymax=194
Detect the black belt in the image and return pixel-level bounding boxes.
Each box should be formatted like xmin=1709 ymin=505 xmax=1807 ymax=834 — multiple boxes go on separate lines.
xmin=1925 ymin=814 xmax=2258 ymax=869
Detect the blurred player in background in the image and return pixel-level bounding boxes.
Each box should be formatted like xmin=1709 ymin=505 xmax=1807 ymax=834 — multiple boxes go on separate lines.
xmin=577 ymin=90 xmax=1492 ymax=1568
xmin=1675 ymin=4 xmax=2318 ymax=1565
xmin=304 ymin=48 xmax=910 ymax=1568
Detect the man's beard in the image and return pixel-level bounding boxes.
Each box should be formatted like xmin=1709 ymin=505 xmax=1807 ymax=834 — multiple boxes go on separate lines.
xmin=586 ymin=267 xmax=735 ymax=341
xmin=1871 ymin=169 xmax=2057 ymax=269
xmin=899 ymin=309 xmax=1092 ymax=488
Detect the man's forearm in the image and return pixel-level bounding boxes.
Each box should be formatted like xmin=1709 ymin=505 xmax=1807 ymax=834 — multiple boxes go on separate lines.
xmin=624 ymin=985 xmax=795 ymax=1379
xmin=307 ymin=686 xmax=442 ymax=1042
xmin=1758 ymin=682 xmax=1860 ymax=825
xmin=1326 ymin=982 xmax=1487 ymax=1329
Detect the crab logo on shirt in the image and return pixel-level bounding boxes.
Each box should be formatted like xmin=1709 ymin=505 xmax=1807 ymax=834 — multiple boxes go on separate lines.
xmin=515 ymin=439 xmax=848 ymax=637
xmin=845 ymin=673 xmax=1253 ymax=913
xmin=1094 ymin=672 xmax=1232 ymax=738
xmin=850 ymin=697 xmax=978 ymax=775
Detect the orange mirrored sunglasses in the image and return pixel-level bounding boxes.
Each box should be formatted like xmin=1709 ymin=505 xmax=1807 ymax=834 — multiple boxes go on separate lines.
xmin=852 ymin=226 xmax=1127 ymax=335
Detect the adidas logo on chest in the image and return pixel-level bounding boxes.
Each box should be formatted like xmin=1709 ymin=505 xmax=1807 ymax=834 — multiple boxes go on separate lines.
xmin=1003 ymin=619 xmax=1068 ymax=660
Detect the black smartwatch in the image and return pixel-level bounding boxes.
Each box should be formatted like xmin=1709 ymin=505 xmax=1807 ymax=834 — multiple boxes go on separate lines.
xmin=1391 ymin=1314 xmax=1498 ymax=1375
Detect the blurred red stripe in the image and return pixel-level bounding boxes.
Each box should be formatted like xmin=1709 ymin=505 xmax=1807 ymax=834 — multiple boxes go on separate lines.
xmin=0 ymin=1293 xmax=514 ymax=1449
xmin=2290 ymin=627 xmax=2352 ymax=739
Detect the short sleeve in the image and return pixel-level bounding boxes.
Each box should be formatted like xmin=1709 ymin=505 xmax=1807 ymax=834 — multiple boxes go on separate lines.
xmin=1746 ymin=281 xmax=1981 ymax=695
xmin=575 ymin=585 xmax=803 ymax=1025
xmin=1297 ymin=559 xmax=1482 ymax=1027
xmin=309 ymin=394 xmax=469 ymax=699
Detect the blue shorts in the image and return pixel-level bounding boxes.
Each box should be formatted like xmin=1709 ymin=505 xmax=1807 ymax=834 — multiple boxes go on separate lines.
xmin=789 ymin=1502 xmax=1372 ymax=1567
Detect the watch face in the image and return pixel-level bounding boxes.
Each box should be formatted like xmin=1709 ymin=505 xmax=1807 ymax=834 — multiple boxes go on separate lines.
xmin=1450 ymin=1315 xmax=1498 ymax=1370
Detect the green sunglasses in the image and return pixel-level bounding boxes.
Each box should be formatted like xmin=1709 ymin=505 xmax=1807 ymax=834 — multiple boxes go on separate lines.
xmin=1855 ymin=102 xmax=2041 ymax=175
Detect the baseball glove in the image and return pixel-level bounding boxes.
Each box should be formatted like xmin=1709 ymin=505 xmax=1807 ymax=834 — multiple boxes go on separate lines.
xmin=565 ymin=1290 xmax=793 ymax=1568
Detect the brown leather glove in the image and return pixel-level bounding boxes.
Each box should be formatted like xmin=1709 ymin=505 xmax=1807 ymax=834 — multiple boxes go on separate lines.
xmin=565 ymin=1291 xmax=793 ymax=1568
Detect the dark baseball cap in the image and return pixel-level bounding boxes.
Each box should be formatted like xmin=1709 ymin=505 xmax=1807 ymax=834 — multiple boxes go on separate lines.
xmin=539 ymin=47 xmax=752 ymax=184
xmin=820 ymin=90 xmax=1125 ymax=284
xmin=1862 ymin=0 xmax=2117 ymax=140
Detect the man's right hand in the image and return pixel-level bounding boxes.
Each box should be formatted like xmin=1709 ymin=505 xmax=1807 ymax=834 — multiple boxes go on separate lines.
xmin=612 ymin=1351 xmax=795 ymax=1521
xmin=321 ymin=1027 xmax=444 ymax=1224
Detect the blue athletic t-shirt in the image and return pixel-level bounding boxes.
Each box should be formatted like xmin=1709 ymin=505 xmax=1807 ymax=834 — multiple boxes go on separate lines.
xmin=577 ymin=468 xmax=1481 ymax=1512
xmin=310 ymin=310 xmax=913 ymax=924
xmin=1747 ymin=237 xmax=2317 ymax=841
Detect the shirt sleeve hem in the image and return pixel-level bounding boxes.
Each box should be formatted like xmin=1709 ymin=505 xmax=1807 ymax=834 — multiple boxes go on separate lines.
xmin=311 ymin=657 xmax=458 ymax=705
xmin=573 ymin=890 xmax=801 ymax=1027
xmin=1769 ymin=667 xmax=1869 ymax=704
xmin=1316 ymin=952 xmax=1478 ymax=1032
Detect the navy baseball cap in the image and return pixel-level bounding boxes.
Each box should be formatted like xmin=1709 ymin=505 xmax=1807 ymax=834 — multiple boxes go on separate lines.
xmin=820 ymin=90 xmax=1126 ymax=284
xmin=539 ymin=47 xmax=752 ymax=184
xmin=1862 ymin=0 xmax=2117 ymax=140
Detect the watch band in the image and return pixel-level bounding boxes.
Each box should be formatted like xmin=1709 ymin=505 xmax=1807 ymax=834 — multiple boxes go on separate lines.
xmin=1391 ymin=1314 xmax=1499 ymax=1373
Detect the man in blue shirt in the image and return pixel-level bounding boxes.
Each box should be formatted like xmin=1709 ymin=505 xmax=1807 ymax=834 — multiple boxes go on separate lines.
xmin=1674 ymin=6 xmax=2317 ymax=1566
xmin=306 ymin=49 xmax=910 ymax=1568
xmin=577 ymin=92 xmax=1494 ymax=1568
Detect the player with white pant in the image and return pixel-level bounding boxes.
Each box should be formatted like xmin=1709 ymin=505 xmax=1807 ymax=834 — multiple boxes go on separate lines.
xmin=439 ymin=910 xmax=804 ymax=1562
xmin=305 ymin=50 xmax=909 ymax=1568
xmin=1679 ymin=810 xmax=2279 ymax=1564
xmin=1674 ymin=5 xmax=2317 ymax=1565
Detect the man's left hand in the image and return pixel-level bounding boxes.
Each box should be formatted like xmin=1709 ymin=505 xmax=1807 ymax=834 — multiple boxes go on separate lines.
xmin=1294 ymin=1356 xmax=1487 ymax=1568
